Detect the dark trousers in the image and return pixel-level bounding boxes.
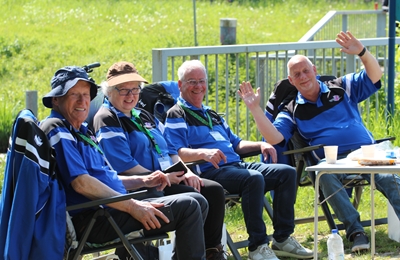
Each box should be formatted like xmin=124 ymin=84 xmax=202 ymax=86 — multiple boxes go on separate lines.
xmin=164 ymin=179 xmax=225 ymax=249
xmin=72 ymin=193 xmax=208 ymax=260
xmin=201 ymin=162 xmax=297 ymax=251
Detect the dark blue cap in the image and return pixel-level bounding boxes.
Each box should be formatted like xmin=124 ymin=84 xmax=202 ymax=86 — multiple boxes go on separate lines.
xmin=42 ymin=66 xmax=98 ymax=108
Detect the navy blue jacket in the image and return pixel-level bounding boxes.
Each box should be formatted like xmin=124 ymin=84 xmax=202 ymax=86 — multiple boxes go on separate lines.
xmin=0 ymin=109 xmax=65 ymax=259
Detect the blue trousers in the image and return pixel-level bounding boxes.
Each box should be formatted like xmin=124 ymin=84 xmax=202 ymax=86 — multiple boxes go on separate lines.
xmin=201 ymin=162 xmax=297 ymax=251
xmin=319 ymin=171 xmax=400 ymax=241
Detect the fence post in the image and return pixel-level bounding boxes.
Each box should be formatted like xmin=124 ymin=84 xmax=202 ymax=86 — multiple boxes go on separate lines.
xmin=25 ymin=90 xmax=38 ymax=116
xmin=220 ymin=18 xmax=237 ymax=45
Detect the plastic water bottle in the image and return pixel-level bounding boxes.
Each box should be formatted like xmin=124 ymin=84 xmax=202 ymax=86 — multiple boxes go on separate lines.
xmin=327 ymin=229 xmax=345 ymax=260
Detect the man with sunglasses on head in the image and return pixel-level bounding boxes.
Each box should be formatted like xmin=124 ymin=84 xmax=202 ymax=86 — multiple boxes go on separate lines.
xmin=164 ymin=60 xmax=313 ymax=260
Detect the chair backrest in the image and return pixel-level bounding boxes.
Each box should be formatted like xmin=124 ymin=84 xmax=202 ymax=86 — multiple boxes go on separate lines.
xmin=82 ymin=62 xmax=102 ymax=128
xmin=137 ymin=81 xmax=179 ymax=123
xmin=266 ymin=75 xmax=337 ymax=122
xmin=0 ymin=109 xmax=66 ymax=259
xmin=87 ymin=86 xmax=104 ymax=128
xmin=266 ymin=76 xmax=336 ymax=183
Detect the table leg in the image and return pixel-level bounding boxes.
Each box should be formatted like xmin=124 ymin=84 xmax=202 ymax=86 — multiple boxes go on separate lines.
xmin=314 ymin=171 xmax=377 ymax=259
xmin=314 ymin=171 xmax=324 ymax=259
xmin=371 ymin=173 xmax=375 ymax=259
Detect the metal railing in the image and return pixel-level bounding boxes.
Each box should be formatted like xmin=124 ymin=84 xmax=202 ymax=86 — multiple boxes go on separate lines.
xmin=151 ymin=10 xmax=398 ymax=140
xmin=298 ymin=10 xmax=387 ymax=42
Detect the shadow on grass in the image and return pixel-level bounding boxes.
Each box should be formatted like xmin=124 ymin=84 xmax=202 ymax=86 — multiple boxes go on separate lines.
xmin=224 ymin=198 xmax=400 ymax=260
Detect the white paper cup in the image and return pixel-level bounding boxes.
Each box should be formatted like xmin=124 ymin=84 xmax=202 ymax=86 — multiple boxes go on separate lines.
xmin=361 ymin=145 xmax=375 ymax=158
xmin=324 ymin=146 xmax=338 ymax=164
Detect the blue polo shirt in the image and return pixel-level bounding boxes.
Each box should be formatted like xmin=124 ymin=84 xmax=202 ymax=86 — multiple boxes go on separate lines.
xmin=164 ymin=96 xmax=242 ymax=173
xmin=94 ymin=99 xmax=172 ymax=173
xmin=40 ymin=110 xmax=126 ymax=214
xmin=274 ymin=70 xmax=381 ymax=159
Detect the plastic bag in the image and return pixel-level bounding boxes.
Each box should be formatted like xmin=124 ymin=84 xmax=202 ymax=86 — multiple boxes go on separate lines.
xmin=347 ymin=140 xmax=397 ymax=161
xmin=158 ymin=231 xmax=175 ymax=260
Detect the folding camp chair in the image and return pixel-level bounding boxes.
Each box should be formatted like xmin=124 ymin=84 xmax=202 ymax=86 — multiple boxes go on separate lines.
xmin=137 ymin=81 xmax=180 ymax=124
xmin=139 ymin=81 xmax=274 ymax=260
xmin=0 ymin=109 xmax=167 ymax=260
xmin=267 ymin=77 xmax=390 ymax=231
xmin=65 ymin=191 xmax=168 ymax=260
xmin=0 ymin=109 xmax=65 ymax=259
xmin=185 ymin=150 xmax=273 ymax=260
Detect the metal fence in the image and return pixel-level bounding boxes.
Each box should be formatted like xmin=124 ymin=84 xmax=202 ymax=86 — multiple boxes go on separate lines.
xmin=151 ymin=10 xmax=399 ymax=140
xmin=298 ymin=10 xmax=387 ymax=42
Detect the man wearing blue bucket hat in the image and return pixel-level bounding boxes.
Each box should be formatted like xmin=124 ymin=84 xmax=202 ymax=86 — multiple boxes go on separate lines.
xmin=42 ymin=66 xmax=98 ymax=109
xmin=40 ymin=65 xmax=208 ymax=260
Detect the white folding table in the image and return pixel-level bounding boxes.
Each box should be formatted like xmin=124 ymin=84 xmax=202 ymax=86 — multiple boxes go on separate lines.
xmin=305 ymin=158 xmax=400 ymax=259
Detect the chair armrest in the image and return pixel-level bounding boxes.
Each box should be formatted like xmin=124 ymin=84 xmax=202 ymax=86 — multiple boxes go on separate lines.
xmin=66 ymin=190 xmax=148 ymax=212
xmin=282 ymin=144 xmax=324 ymax=156
xmin=184 ymin=148 xmax=261 ymax=167
xmin=239 ymin=150 xmax=261 ymax=159
xmin=185 ymin=160 xmax=206 ymax=167
xmin=376 ymin=136 xmax=396 ymax=143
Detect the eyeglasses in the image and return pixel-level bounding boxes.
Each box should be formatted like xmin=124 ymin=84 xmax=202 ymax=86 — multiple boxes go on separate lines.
xmin=114 ymin=87 xmax=141 ymax=96
xmin=183 ymin=78 xmax=207 ymax=87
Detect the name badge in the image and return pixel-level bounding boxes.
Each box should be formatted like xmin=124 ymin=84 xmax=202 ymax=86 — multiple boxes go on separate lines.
xmin=158 ymin=157 xmax=172 ymax=171
xmin=210 ymin=131 xmax=225 ymax=141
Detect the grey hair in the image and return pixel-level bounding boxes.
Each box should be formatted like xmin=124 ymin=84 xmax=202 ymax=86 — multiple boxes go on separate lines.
xmin=100 ymin=81 xmax=113 ymax=97
xmin=100 ymin=81 xmax=145 ymax=97
xmin=177 ymin=60 xmax=207 ymax=80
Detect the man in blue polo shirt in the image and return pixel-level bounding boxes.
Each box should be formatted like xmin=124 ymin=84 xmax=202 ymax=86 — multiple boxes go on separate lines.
xmin=238 ymin=31 xmax=400 ymax=253
xmin=39 ymin=65 xmax=208 ymax=260
xmin=164 ymin=60 xmax=313 ymax=260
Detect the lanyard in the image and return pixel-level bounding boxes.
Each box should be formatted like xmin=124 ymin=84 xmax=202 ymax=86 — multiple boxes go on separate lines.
xmin=77 ymin=132 xmax=104 ymax=155
xmin=179 ymin=103 xmax=213 ymax=129
xmin=130 ymin=109 xmax=162 ymax=156
xmin=76 ymin=132 xmax=115 ymax=171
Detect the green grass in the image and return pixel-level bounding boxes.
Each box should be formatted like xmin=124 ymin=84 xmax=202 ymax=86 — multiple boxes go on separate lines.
xmin=0 ymin=0 xmax=372 ymax=121
xmin=224 ymin=187 xmax=400 ymax=259
xmin=1 ymin=0 xmax=399 ymax=259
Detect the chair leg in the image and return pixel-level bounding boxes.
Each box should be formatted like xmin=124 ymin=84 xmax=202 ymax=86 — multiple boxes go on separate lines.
xmin=352 ymin=186 xmax=363 ymax=210
xmin=71 ymin=211 xmax=102 ymax=260
xmin=226 ymin=229 xmax=243 ymax=260
xmin=263 ymin=196 xmax=273 ymax=220
xmin=72 ymin=209 xmax=143 ymax=260
xmin=318 ymin=188 xmax=338 ymax=231
xmin=104 ymin=210 xmax=144 ymax=260
xmin=307 ymin=166 xmax=338 ymax=231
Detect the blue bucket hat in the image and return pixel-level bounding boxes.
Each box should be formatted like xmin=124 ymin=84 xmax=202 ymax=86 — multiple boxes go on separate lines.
xmin=42 ymin=66 xmax=98 ymax=108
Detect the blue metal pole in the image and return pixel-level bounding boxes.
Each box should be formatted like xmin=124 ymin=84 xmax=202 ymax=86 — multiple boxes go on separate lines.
xmin=387 ymin=0 xmax=397 ymax=119
xmin=193 ymin=0 xmax=198 ymax=46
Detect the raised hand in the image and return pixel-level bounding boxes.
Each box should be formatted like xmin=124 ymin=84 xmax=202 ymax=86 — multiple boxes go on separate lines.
xmin=238 ymin=81 xmax=261 ymax=110
xmin=335 ymin=31 xmax=364 ymax=55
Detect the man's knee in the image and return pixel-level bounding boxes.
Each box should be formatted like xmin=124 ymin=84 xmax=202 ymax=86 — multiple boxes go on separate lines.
xmin=247 ymin=171 xmax=265 ymax=184
xmin=182 ymin=193 xmax=209 ymax=215
xmin=319 ymin=173 xmax=342 ymax=189
xmin=320 ymin=173 xmax=341 ymax=182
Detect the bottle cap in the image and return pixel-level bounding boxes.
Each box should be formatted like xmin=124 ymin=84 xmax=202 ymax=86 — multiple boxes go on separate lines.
xmin=331 ymin=229 xmax=338 ymax=234
xmin=386 ymin=151 xmax=396 ymax=159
